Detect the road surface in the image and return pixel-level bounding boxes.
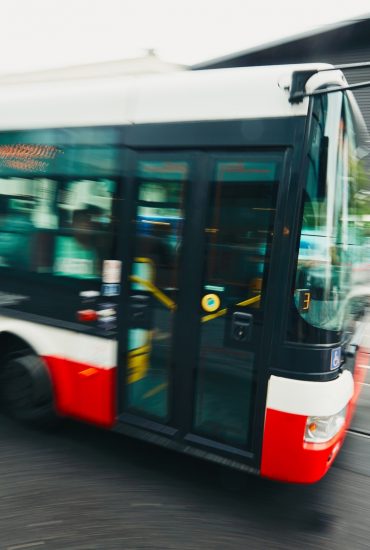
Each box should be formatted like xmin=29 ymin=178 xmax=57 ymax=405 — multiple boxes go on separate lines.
xmin=0 ymin=411 xmax=369 ymax=550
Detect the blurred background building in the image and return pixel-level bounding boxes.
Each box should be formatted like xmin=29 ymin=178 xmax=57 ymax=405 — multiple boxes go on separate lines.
xmin=0 ymin=49 xmax=186 ymax=84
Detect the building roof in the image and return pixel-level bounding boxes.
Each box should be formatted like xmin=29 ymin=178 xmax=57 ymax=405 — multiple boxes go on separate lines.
xmin=192 ymin=14 xmax=370 ymax=70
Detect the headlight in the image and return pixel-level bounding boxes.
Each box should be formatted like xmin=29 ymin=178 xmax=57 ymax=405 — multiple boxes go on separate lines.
xmin=304 ymin=406 xmax=347 ymax=443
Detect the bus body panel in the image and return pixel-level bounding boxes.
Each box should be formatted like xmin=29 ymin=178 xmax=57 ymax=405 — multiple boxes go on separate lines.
xmin=44 ymin=355 xmax=116 ymax=428
xmin=261 ymin=353 xmax=368 ymax=483
xmin=0 ymin=64 xmax=345 ymax=130
xmin=266 ymin=370 xmax=354 ymax=417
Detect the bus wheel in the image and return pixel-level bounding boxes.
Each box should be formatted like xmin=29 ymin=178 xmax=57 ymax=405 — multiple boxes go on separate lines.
xmin=0 ymin=354 xmax=56 ymax=427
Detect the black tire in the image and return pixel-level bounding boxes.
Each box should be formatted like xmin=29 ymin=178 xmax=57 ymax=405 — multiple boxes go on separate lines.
xmin=0 ymin=354 xmax=57 ymax=427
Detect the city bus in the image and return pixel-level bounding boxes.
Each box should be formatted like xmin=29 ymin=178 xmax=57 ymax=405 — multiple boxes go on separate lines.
xmin=0 ymin=63 xmax=369 ymax=483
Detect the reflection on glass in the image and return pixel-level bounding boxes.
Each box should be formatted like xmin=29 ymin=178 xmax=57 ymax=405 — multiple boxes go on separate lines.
xmin=0 ymin=176 xmax=116 ymax=278
xmin=54 ymin=179 xmax=116 ymax=278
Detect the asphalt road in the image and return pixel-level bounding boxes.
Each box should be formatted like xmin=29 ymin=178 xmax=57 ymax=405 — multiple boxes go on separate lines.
xmin=351 ymin=367 xmax=370 ymax=435
xmin=0 ymin=413 xmax=369 ymax=550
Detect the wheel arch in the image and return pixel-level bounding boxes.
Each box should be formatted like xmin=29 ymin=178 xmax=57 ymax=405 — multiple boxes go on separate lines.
xmin=0 ymin=318 xmax=51 ymax=363
xmin=0 ymin=330 xmax=39 ymax=364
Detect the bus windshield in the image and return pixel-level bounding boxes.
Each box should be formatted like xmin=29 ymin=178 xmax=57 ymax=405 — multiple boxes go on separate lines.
xmin=294 ymin=91 xmax=370 ymax=333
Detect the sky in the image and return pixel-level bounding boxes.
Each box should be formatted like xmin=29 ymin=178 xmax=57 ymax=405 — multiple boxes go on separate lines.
xmin=0 ymin=0 xmax=369 ymax=74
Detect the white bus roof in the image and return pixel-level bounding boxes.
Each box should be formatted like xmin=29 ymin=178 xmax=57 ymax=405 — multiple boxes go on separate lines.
xmin=0 ymin=63 xmax=347 ymax=130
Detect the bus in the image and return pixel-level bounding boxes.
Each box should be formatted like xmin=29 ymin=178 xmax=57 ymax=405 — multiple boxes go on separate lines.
xmin=0 ymin=63 xmax=369 ymax=483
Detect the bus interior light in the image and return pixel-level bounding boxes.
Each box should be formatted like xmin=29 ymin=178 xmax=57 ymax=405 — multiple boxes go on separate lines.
xmin=304 ymin=407 xmax=347 ymax=444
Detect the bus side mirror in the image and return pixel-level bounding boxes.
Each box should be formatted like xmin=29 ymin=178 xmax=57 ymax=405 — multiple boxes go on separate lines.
xmin=318 ymin=136 xmax=329 ymax=199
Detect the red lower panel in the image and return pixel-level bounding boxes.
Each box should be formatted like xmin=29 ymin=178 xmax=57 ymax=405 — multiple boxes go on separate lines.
xmin=261 ymin=351 xmax=370 ymax=484
xmin=43 ymin=356 xmax=116 ymax=428
xmin=261 ymin=408 xmax=345 ymax=483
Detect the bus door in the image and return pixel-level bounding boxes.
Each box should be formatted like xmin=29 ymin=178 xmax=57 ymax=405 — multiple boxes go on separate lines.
xmin=119 ymin=151 xmax=285 ymax=457
xmin=192 ymin=154 xmax=282 ymax=451
xmin=121 ymin=155 xmax=190 ymax=423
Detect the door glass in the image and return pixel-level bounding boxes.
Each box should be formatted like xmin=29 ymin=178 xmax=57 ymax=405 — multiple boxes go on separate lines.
xmin=194 ymin=156 xmax=280 ymax=447
xmin=126 ymin=160 xmax=188 ymax=420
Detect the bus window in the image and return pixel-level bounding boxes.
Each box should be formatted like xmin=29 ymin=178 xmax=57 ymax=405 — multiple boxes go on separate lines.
xmin=0 ymin=140 xmax=118 ymax=280
xmin=204 ymin=160 xmax=278 ymax=307
xmin=54 ymin=179 xmax=116 ymax=279
xmin=0 ymin=178 xmax=56 ymax=271
xmin=134 ymin=164 xmax=185 ymax=288
xmin=293 ymin=91 xmax=369 ymax=335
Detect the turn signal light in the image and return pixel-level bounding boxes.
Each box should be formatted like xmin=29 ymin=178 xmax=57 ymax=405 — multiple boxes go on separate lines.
xmin=304 ymin=407 xmax=347 ymax=443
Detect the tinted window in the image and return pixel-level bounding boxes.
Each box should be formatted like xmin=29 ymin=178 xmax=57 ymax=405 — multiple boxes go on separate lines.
xmin=0 ymin=140 xmax=118 ymax=280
